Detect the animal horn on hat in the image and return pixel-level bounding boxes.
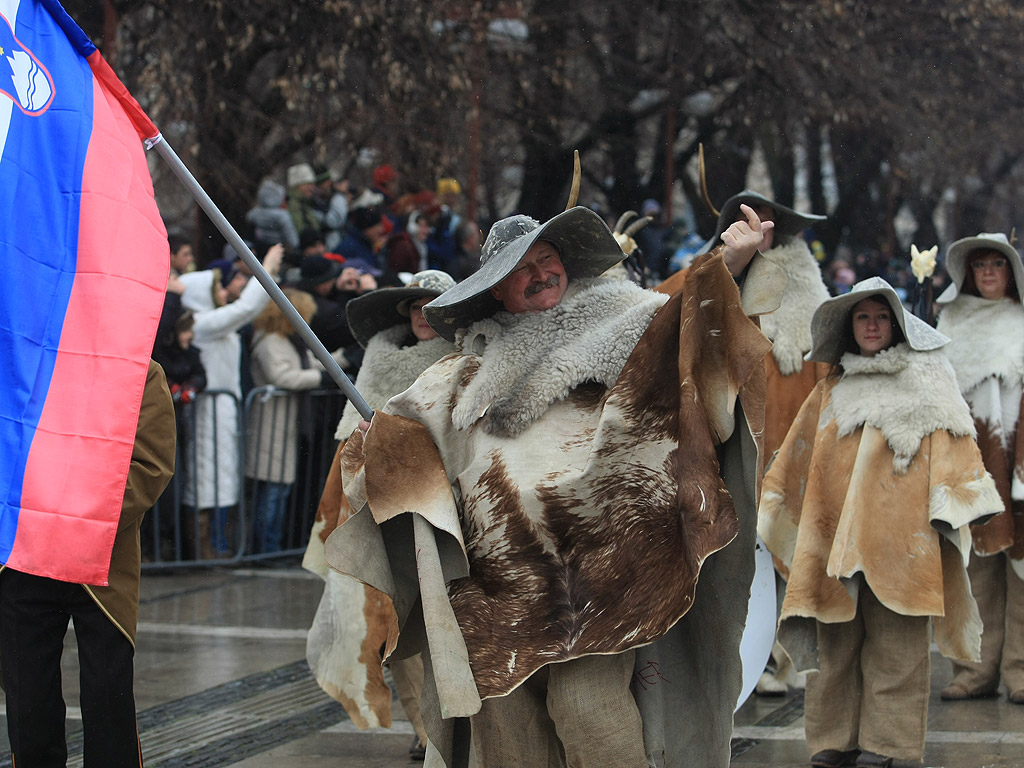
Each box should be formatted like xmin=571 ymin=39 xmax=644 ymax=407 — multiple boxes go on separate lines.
xmin=565 ymin=150 xmax=581 ymax=210
xmin=698 ymin=143 xmax=721 ymax=219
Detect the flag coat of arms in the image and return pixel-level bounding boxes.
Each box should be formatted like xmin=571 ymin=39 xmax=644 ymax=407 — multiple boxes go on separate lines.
xmin=0 ymin=0 xmax=168 ymax=584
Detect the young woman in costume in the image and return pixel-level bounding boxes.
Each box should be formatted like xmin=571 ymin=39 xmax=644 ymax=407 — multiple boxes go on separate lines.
xmin=759 ymin=277 xmax=1001 ymax=768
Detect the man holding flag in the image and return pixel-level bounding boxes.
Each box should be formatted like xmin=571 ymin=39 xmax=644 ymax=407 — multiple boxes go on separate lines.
xmin=0 ymin=0 xmax=174 ymax=764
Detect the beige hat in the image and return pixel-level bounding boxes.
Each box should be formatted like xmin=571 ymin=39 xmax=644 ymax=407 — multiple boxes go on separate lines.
xmin=936 ymin=232 xmax=1024 ymax=304
xmin=286 ymin=163 xmax=316 ymax=188
xmin=807 ymin=277 xmax=948 ymax=364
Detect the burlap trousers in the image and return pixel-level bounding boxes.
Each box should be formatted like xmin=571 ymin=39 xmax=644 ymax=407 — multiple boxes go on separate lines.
xmin=804 ymin=586 xmax=931 ymax=763
xmin=469 ymin=649 xmax=649 ymax=768
xmin=390 ymin=653 xmax=429 ymax=748
xmin=948 ymin=552 xmax=1024 ymax=694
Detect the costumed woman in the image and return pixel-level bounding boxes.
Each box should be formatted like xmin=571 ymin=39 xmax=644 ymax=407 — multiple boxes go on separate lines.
xmin=302 ymin=270 xmax=457 ymax=760
xmin=934 ymin=233 xmax=1024 ymax=703
xmin=758 ymin=277 xmax=1002 ymax=768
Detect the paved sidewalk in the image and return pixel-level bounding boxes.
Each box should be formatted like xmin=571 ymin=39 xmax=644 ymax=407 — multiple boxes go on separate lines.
xmin=0 ymin=564 xmax=1021 ymax=767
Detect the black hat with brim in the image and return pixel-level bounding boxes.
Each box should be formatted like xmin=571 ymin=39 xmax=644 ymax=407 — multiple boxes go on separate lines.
xmin=697 ymin=190 xmax=827 ymax=255
xmin=346 ymin=270 xmax=457 ymax=348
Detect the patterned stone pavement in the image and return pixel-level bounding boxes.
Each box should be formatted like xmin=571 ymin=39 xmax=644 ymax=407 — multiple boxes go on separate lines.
xmin=0 ymin=565 xmax=1022 ymax=767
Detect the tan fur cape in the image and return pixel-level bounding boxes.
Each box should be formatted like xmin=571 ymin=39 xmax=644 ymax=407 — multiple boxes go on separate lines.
xmin=759 ymin=362 xmax=1003 ymax=671
xmin=327 ymin=252 xmax=771 ymax=768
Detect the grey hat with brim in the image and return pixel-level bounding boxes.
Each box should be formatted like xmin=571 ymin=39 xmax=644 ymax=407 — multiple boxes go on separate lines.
xmin=935 ymin=232 xmax=1024 ymax=304
xmin=697 ymin=190 xmax=827 ymax=255
xmin=346 ymin=270 xmax=457 ymax=348
xmin=807 ymin=276 xmax=949 ymax=364
xmin=423 ymin=206 xmax=625 ymax=342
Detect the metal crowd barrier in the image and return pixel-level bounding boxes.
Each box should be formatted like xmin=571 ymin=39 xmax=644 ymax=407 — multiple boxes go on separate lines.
xmin=142 ymin=386 xmax=346 ymax=569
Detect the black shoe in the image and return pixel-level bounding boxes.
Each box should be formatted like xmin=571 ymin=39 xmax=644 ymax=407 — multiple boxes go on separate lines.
xmin=811 ymin=749 xmax=860 ymax=768
xmin=409 ymin=735 xmax=426 ymax=761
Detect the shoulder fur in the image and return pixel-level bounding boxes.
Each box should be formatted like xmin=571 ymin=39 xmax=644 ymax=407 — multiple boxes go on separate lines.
xmin=824 ymin=344 xmax=975 ymax=473
xmin=452 ymin=278 xmax=668 ymax=436
xmin=936 ymin=295 xmax=1024 ymax=393
xmin=758 ymin=239 xmax=831 ymax=374
xmin=335 ymin=326 xmax=454 ymax=439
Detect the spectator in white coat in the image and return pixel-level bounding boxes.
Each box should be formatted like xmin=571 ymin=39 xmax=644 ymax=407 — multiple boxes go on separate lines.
xmin=178 ymin=244 xmax=284 ymax=558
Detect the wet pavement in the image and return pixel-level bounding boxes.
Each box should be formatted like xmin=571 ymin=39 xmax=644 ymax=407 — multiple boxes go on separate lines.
xmin=1 ymin=563 xmax=1022 ymax=767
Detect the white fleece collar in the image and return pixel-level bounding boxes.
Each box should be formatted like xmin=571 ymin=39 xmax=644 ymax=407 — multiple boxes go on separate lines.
xmin=824 ymin=344 xmax=975 ymax=473
xmin=452 ymin=278 xmax=668 ymax=437
xmin=335 ymin=325 xmax=454 ymax=439
xmin=936 ymin=295 xmax=1024 ymax=393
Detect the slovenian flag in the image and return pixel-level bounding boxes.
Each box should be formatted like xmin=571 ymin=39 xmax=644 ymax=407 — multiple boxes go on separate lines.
xmin=0 ymin=0 xmax=168 ymax=584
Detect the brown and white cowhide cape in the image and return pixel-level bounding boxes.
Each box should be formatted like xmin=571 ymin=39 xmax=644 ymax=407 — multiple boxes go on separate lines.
xmin=759 ymin=346 xmax=1004 ymax=672
xmin=327 ymin=252 xmax=771 ymax=768
xmin=937 ymin=294 xmax=1024 ymax=564
xmin=301 ymin=327 xmax=454 ymax=729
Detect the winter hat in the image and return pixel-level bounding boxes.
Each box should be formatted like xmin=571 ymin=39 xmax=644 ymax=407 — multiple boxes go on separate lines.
xmin=296 ymin=255 xmax=344 ymax=290
xmin=807 ymin=276 xmax=949 ymax=364
xmin=346 ymin=270 xmax=457 ymax=348
xmin=373 ymin=164 xmax=398 ymax=187
xmin=936 ymin=232 xmax=1024 ymax=304
xmin=287 ymin=163 xmax=316 ymax=188
xmin=208 ymin=258 xmax=241 ymax=288
xmin=422 ymin=206 xmax=625 ymax=342
xmin=436 ymin=177 xmax=461 ymax=197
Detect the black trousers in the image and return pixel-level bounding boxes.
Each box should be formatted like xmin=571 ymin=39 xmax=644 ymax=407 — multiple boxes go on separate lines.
xmin=0 ymin=569 xmax=142 ymax=767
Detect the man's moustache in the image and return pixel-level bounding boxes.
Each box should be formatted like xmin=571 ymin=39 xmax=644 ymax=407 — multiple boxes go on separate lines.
xmin=525 ymin=275 xmax=560 ymax=297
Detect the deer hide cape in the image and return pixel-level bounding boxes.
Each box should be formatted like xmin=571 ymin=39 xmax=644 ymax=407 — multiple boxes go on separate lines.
xmin=759 ymin=371 xmax=1004 ymax=672
xmin=327 ymin=252 xmax=771 ymax=767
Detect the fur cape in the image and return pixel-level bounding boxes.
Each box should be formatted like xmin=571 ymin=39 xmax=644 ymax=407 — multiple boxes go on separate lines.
xmin=936 ymin=294 xmax=1024 ymax=562
xmin=758 ymin=350 xmax=1003 ymax=671
xmin=327 ymin=253 xmax=771 ymax=768
xmin=452 ymin=277 xmax=668 ymax=436
xmin=828 ymin=345 xmax=976 ymax=473
xmin=757 ymin=238 xmax=832 ymax=457
xmin=302 ymin=326 xmax=453 ymax=730
xmin=758 ymin=238 xmax=831 ymax=375
xmin=335 ymin=326 xmax=454 ymax=440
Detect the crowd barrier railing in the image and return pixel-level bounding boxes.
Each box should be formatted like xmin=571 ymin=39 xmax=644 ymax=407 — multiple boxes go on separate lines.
xmin=142 ymin=386 xmax=347 ymax=569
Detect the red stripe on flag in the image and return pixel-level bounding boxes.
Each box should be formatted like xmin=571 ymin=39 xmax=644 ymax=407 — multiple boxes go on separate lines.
xmin=86 ymin=50 xmax=158 ymax=141
xmin=10 ymin=71 xmax=168 ymax=585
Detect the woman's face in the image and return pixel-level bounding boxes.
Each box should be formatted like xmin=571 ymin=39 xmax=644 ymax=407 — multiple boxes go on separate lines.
xmin=851 ymin=297 xmax=895 ymax=357
xmin=969 ymin=249 xmax=1011 ymax=300
xmin=409 ymin=298 xmax=438 ymax=341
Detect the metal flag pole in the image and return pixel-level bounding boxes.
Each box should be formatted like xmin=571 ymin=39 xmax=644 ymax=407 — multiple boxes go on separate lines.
xmin=146 ymin=134 xmax=374 ymax=421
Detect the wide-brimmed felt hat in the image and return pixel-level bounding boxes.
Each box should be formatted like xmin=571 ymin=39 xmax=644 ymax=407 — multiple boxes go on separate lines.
xmin=698 ymin=190 xmax=827 ymax=255
xmin=422 ymin=206 xmax=625 ymax=342
xmin=347 ymin=270 xmax=457 ymax=348
xmin=936 ymin=232 xmax=1024 ymax=304
xmin=807 ymin=276 xmax=948 ymax=364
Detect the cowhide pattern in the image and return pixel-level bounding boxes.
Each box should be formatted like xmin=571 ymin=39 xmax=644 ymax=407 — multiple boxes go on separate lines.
xmin=348 ymin=253 xmax=771 ymax=699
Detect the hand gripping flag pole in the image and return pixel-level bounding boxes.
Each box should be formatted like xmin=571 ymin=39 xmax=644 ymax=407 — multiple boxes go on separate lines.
xmin=147 ymin=137 xmax=374 ymax=421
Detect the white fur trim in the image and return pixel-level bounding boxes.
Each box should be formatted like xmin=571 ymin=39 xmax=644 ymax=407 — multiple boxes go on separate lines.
xmin=937 ymin=295 xmax=1024 ymax=392
xmin=930 ymin=475 xmax=1004 ymax=566
xmin=758 ymin=240 xmax=830 ymax=375
xmin=823 ymin=345 xmax=976 ymax=473
xmin=452 ymin=278 xmax=669 ymax=436
xmin=335 ymin=327 xmax=454 ymax=440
